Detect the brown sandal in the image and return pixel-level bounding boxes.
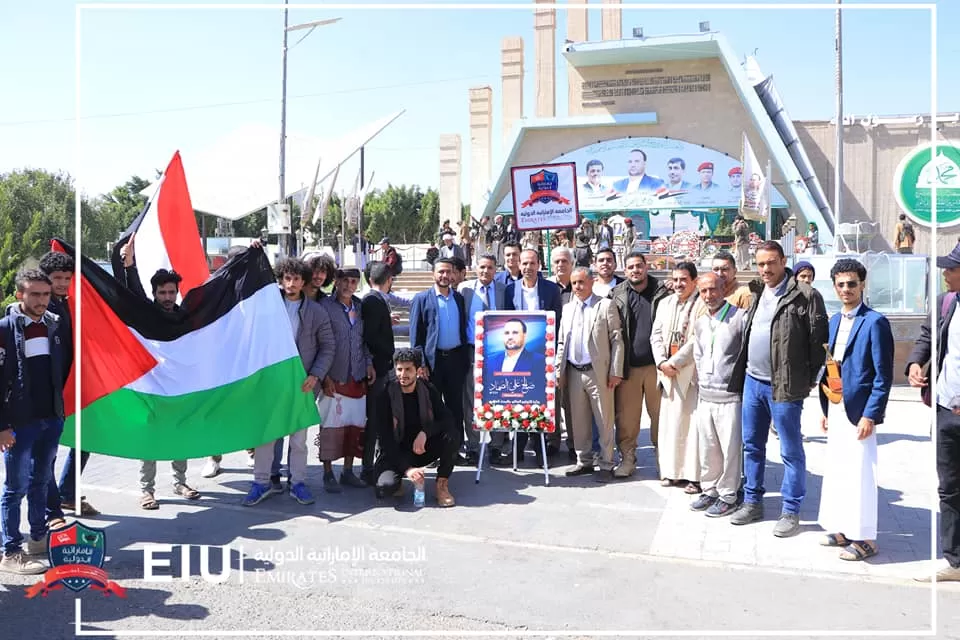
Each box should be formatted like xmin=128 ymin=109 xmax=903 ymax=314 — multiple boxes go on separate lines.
xmin=47 ymin=517 xmax=68 ymax=530
xmin=174 ymin=484 xmax=200 ymax=500
xmin=684 ymin=482 xmax=702 ymax=495
xmin=820 ymin=533 xmax=850 ymax=547
xmin=140 ymin=492 xmax=159 ymax=510
xmin=62 ymin=498 xmax=100 ymax=517
xmin=839 ymin=540 xmax=878 ymax=561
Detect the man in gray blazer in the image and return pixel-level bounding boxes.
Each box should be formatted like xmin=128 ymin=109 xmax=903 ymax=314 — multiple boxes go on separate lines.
xmin=244 ymin=257 xmax=335 ymax=508
xmin=458 ymin=254 xmax=507 ymax=464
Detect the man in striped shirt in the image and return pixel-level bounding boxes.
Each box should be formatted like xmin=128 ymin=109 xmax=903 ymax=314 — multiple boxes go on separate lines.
xmin=0 ymin=270 xmax=69 ymax=575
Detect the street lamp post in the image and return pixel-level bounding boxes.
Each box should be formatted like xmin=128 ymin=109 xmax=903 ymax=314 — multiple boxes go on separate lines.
xmin=278 ymin=0 xmax=341 ymax=257
xmin=279 ymin=0 xmax=290 ymax=257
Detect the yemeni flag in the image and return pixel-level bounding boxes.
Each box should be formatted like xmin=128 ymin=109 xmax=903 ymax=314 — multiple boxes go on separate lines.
xmin=55 ymin=239 xmax=319 ymax=460
xmin=111 ymin=151 xmax=209 ymax=300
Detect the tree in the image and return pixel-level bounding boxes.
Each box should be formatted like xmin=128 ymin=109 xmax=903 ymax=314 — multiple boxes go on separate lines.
xmin=418 ymin=188 xmax=439 ymax=241
xmin=88 ymin=175 xmax=150 ymax=256
xmin=0 ymin=169 xmax=79 ymax=301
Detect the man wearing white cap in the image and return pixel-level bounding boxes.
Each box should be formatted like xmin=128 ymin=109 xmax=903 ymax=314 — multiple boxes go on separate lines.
xmin=439 ymin=232 xmax=465 ymax=262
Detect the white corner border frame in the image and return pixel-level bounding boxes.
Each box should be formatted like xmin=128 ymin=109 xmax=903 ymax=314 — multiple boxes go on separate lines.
xmin=74 ymin=2 xmax=939 ymax=637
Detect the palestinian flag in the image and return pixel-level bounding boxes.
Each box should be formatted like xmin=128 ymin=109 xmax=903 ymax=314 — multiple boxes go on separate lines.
xmin=55 ymin=239 xmax=319 ymax=460
xmin=110 ymin=151 xmax=209 ymax=300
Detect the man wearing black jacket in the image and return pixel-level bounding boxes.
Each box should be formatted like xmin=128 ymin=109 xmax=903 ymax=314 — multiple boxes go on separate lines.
xmin=0 ymin=270 xmax=67 ymax=575
xmin=908 ymin=243 xmax=960 ymax=582
xmin=361 ymin=262 xmax=397 ymax=484
xmin=611 ymin=251 xmax=671 ymax=478
xmin=373 ymin=349 xmax=457 ymax=507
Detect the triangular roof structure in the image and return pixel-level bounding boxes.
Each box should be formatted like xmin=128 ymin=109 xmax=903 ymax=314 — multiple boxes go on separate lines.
xmin=483 ymin=33 xmax=834 ymax=244
xmin=140 ymin=110 xmax=404 ymax=220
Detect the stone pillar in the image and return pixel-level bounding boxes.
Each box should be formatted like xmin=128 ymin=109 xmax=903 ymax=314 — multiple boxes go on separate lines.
xmin=534 ymin=0 xmax=556 ymax=119
xmin=566 ymin=0 xmax=588 ymax=117
xmin=501 ymin=36 xmax=524 ymax=153
xmin=601 ymin=0 xmax=621 ymax=41
xmin=469 ymin=86 xmax=493 ymax=228
xmin=439 ymin=134 xmax=462 ymax=235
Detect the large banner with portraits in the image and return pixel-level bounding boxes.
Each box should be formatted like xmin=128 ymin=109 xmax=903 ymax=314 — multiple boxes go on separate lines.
xmin=496 ymin=136 xmax=788 ymax=214
xmin=473 ymin=311 xmax=557 ymax=434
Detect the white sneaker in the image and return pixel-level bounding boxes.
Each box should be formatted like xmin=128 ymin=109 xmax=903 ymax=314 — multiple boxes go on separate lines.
xmin=246 ymin=451 xmax=256 ymax=467
xmin=24 ymin=537 xmax=47 ymax=556
xmin=0 ymin=550 xmax=46 ymax=575
xmin=201 ymin=459 xmax=221 ymax=478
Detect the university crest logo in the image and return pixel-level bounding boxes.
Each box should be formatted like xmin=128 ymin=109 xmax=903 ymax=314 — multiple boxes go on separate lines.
xmin=25 ymin=521 xmax=126 ymax=598
xmin=521 ymin=170 xmax=570 ymax=208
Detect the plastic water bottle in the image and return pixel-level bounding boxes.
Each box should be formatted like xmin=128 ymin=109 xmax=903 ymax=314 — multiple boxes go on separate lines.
xmin=413 ymin=480 xmax=425 ymax=508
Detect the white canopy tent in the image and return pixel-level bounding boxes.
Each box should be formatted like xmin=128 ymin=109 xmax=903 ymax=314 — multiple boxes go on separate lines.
xmin=139 ymin=110 xmax=405 ymax=220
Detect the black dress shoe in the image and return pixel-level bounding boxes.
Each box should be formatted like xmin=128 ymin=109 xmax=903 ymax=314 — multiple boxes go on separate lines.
xmin=360 ymin=468 xmax=375 ymax=486
xmin=489 ymin=450 xmax=511 ymax=466
xmin=565 ymin=464 xmax=595 ymax=477
xmin=567 ymin=449 xmax=577 ymax=463
xmin=465 ymin=451 xmax=480 ymax=466
xmin=454 ymin=453 xmax=471 ymax=467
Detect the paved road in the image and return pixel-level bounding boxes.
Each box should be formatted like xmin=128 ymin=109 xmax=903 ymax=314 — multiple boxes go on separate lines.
xmin=1 ymin=388 xmax=959 ymax=639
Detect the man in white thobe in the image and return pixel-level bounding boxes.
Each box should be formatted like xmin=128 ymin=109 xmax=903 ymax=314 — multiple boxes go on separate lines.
xmin=817 ymin=258 xmax=894 ymax=561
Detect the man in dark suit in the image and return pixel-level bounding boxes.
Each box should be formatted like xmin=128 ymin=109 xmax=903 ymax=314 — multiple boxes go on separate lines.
xmin=360 ymin=262 xmax=397 ymax=484
xmin=612 ymin=149 xmax=665 ymax=194
xmin=504 ymin=249 xmax=564 ymax=459
xmin=494 ymin=242 xmax=523 ymax=286
xmin=908 ymin=243 xmax=960 ymax=582
xmin=409 ymin=258 xmax=470 ymax=464
xmin=504 ymin=250 xmax=563 ymax=318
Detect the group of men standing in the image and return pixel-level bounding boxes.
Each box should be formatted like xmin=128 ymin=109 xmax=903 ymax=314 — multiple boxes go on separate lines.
xmin=2 ymin=229 xmax=959 ymax=583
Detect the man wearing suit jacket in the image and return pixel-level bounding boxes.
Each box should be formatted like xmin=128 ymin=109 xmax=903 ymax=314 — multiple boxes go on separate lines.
xmin=908 ymin=243 xmax=960 ymax=582
xmin=612 ymin=149 xmax=665 ymax=194
xmin=360 ymin=262 xmax=398 ymax=484
xmin=439 ymin=233 xmax=466 ymax=262
xmin=459 ymin=254 xmax=507 ymax=464
xmin=409 ymin=258 xmax=470 ymax=459
xmin=816 ymin=259 xmax=894 ymax=562
xmin=505 ymin=249 xmax=565 ymax=458
xmin=494 ymin=242 xmax=523 ymax=286
xmin=556 ymin=267 xmax=624 ymax=481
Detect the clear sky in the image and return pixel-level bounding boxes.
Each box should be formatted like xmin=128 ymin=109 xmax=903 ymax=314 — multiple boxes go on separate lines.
xmin=1 ymin=0 xmax=956 ymax=205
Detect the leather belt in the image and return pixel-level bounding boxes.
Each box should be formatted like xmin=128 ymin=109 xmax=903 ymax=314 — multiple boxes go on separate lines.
xmin=568 ymin=362 xmax=593 ymax=372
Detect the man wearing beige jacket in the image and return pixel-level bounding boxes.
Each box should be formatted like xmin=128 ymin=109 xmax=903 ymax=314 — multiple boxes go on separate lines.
xmin=556 ymin=267 xmax=625 ymax=482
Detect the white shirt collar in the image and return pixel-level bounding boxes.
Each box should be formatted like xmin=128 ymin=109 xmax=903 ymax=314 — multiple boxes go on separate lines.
xmin=841 ymin=304 xmax=863 ymax=320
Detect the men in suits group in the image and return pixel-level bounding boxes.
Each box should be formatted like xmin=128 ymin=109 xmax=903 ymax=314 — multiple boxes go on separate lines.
xmin=908 ymin=243 xmax=960 ymax=582
xmin=816 ymin=258 xmax=894 ymax=562
xmin=557 ymin=267 xmax=624 ymax=481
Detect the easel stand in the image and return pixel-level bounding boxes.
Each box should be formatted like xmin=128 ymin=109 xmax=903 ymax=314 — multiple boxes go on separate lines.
xmin=474 ymin=430 xmax=550 ymax=485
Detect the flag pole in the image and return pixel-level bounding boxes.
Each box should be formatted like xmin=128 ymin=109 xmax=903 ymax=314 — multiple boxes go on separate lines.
xmin=278 ymin=0 xmax=290 ymax=258
xmin=765 ymin=158 xmax=773 ymax=241
xmin=834 ymin=0 xmax=844 ymax=249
